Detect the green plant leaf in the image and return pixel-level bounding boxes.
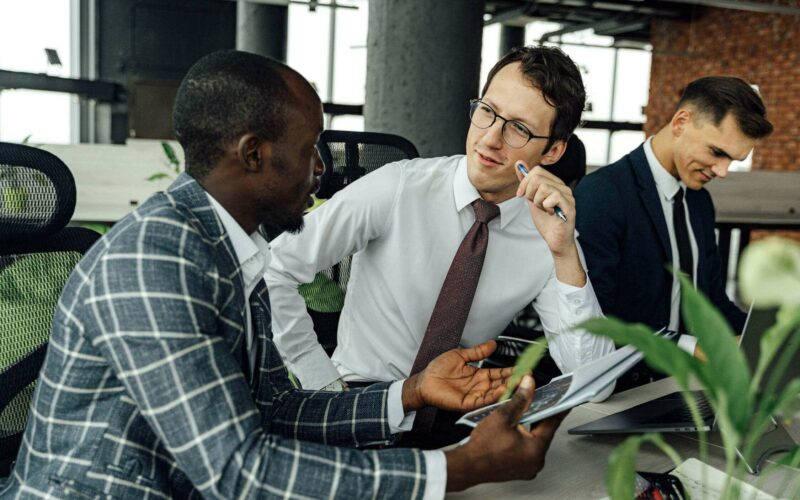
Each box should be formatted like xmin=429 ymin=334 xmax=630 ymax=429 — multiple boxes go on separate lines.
xmin=606 ymin=434 xmax=682 ymax=500
xmin=499 ymin=339 xmax=548 ymax=401
xmin=580 ymin=317 xmax=703 ymax=389
xmin=679 ymin=274 xmax=752 ymax=434
xmin=147 ymin=172 xmax=170 ymax=181
xmin=161 ymin=141 xmax=180 ymax=168
xmin=76 ymin=222 xmax=111 ymax=235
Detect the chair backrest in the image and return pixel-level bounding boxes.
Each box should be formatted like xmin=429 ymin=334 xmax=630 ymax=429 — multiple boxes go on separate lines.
xmin=548 ymin=134 xmax=587 ymax=189
xmin=316 ymin=130 xmax=419 ymax=199
xmin=302 ymin=131 xmax=419 ymax=355
xmin=0 ymin=142 xmax=101 ymax=477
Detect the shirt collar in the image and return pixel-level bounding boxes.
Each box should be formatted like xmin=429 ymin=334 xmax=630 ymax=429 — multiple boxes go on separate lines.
xmin=206 ymin=193 xmax=271 ymax=288
xmin=644 ymin=136 xmax=685 ymax=201
xmin=452 ymin=155 xmax=526 ymax=229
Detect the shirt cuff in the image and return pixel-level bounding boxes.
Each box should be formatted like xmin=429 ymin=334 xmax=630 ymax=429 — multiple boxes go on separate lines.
xmin=388 ymin=380 xmax=416 ymax=433
xmin=678 ymin=334 xmax=698 ymax=356
xmin=291 ymin=344 xmax=343 ymax=390
xmin=422 ymin=450 xmax=447 ymax=500
xmin=555 ymin=279 xmax=597 ymax=318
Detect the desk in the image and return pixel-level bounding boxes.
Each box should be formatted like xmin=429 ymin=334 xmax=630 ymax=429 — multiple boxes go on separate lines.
xmin=448 ymin=378 xmax=800 ymax=499
xmin=704 ymin=171 xmax=800 ymax=276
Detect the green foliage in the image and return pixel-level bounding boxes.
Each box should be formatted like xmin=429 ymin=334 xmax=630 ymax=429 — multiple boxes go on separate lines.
xmin=146 ymin=141 xmax=183 ymax=182
xmin=75 ymin=222 xmax=112 ymax=235
xmin=581 ymin=237 xmax=800 ymax=499
xmin=679 ymin=273 xmax=753 ymax=436
xmin=500 ymin=339 xmax=548 ymax=401
xmin=161 ymin=141 xmax=181 ymax=174
xmin=606 ymin=434 xmax=682 ymax=500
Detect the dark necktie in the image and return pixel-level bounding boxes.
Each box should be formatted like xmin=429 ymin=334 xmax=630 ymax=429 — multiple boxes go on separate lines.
xmin=410 ymin=199 xmax=500 ymax=433
xmin=673 ymin=187 xmax=693 ymax=280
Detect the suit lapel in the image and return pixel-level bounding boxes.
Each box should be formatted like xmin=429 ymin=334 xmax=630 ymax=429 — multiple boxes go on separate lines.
xmin=166 ymin=173 xmax=248 ymax=362
xmin=629 ymin=146 xmax=672 ymax=261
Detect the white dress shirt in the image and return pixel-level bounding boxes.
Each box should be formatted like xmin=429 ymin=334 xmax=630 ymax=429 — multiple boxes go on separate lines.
xmin=643 ymin=138 xmax=700 ymax=355
xmin=266 ymin=155 xmax=613 ymax=390
xmin=207 ymin=193 xmax=446 ymax=500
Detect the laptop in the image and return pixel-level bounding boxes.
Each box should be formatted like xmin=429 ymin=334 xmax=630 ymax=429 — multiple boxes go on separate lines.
xmin=568 ymin=306 xmax=794 ymax=435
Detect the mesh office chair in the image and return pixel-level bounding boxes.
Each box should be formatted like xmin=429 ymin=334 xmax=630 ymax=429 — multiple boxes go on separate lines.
xmin=0 ymin=142 xmax=101 ymax=477
xmin=301 ymin=130 xmax=419 ymax=355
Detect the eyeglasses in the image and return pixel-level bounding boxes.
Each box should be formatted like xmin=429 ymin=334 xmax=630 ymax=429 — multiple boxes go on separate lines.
xmin=468 ymin=99 xmax=551 ymax=149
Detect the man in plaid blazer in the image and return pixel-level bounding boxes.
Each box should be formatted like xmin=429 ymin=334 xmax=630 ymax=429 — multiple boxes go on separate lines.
xmin=2 ymin=51 xmax=563 ymax=499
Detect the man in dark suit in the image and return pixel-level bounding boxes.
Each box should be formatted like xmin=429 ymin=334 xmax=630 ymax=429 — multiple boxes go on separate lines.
xmin=2 ymin=51 xmax=563 ymax=498
xmin=575 ymin=76 xmax=773 ymax=390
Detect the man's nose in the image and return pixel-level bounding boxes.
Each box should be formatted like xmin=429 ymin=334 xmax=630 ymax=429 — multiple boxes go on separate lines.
xmin=711 ymin=159 xmax=732 ymax=179
xmin=482 ymin=120 xmax=505 ymax=148
xmin=314 ymin=149 xmax=325 ymax=176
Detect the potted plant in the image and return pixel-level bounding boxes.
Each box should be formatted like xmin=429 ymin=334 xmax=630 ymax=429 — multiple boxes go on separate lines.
xmin=580 ymin=236 xmax=800 ymax=499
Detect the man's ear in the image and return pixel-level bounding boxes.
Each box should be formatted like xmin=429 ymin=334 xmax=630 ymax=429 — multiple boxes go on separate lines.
xmin=539 ymin=139 xmax=567 ymax=166
xmin=671 ymin=108 xmax=693 ymax=138
xmin=236 ymin=133 xmax=271 ymax=173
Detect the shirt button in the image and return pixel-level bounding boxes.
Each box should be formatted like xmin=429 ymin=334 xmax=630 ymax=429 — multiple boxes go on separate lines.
xmin=573 ymin=299 xmax=582 ymax=305
xmin=575 ymin=308 xmax=583 ymax=315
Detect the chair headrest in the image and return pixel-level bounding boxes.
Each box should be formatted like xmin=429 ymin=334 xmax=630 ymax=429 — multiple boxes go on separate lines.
xmin=0 ymin=142 xmax=77 ymax=241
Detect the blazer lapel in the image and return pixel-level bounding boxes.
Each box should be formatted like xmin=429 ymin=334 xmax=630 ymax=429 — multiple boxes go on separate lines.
xmin=629 ymin=146 xmax=672 ymax=261
xmin=166 ymin=173 xmax=248 ymax=361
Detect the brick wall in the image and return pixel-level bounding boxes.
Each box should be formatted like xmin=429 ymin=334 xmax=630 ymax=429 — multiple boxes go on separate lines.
xmin=645 ymin=3 xmax=800 ymax=172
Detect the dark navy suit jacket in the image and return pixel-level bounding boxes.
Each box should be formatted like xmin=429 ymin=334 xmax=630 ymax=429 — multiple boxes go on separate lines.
xmin=574 ymin=144 xmax=746 ymax=336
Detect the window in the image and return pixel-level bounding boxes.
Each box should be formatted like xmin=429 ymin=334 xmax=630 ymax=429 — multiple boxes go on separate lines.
xmin=0 ymin=0 xmax=73 ymax=144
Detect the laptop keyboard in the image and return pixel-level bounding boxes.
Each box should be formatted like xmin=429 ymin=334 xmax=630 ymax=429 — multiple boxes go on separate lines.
xmin=643 ymin=391 xmax=715 ymax=424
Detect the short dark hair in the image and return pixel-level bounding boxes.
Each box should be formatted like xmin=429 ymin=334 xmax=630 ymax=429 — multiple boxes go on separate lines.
xmin=677 ymin=76 xmax=773 ymax=139
xmin=173 ymin=50 xmax=293 ymax=179
xmin=482 ymin=46 xmax=586 ymax=154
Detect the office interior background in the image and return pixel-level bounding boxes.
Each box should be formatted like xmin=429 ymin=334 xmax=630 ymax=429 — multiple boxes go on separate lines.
xmin=0 ymin=0 xmax=798 ymax=272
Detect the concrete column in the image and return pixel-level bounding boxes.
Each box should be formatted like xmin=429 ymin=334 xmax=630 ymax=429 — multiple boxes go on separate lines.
xmin=500 ymin=25 xmax=525 ymax=57
xmin=365 ymin=0 xmax=485 ymax=157
xmin=236 ymin=1 xmax=288 ymax=62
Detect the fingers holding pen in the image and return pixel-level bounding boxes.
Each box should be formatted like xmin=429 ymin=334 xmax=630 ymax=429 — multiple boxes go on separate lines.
xmin=515 ymin=163 xmax=574 ymax=215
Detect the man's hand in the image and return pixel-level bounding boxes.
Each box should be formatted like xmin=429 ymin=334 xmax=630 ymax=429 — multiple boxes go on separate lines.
xmin=515 ymin=163 xmax=577 ymax=258
xmin=693 ymin=335 xmax=742 ymax=362
xmin=402 ymin=340 xmax=512 ymax=412
xmin=444 ymin=375 xmax=567 ymax=492
xmin=515 ymin=162 xmax=586 ymax=287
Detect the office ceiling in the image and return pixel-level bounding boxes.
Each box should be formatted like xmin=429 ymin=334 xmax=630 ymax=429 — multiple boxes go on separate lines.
xmin=483 ymin=0 xmax=800 ymax=45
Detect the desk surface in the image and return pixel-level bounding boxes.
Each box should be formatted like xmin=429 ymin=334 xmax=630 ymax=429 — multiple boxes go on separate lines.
xmin=447 ymin=378 xmax=800 ymax=499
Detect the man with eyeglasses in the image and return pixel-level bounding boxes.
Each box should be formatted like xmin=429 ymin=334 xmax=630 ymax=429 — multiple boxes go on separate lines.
xmin=266 ymin=46 xmax=614 ymax=447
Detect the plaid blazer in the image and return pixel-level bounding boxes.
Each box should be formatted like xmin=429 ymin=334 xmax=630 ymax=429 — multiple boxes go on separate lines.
xmin=2 ymin=173 xmax=427 ymax=499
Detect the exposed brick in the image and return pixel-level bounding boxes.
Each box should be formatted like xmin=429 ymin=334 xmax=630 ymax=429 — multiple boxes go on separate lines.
xmin=646 ymin=2 xmax=800 ymax=172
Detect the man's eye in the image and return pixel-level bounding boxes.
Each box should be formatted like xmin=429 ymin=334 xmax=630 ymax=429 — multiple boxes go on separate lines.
xmin=510 ymin=121 xmax=529 ymax=137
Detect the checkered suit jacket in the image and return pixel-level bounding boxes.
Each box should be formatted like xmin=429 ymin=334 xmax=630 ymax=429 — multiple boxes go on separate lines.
xmin=2 ymin=173 xmax=428 ymax=499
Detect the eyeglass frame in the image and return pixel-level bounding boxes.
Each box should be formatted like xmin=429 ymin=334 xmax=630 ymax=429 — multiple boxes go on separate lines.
xmin=468 ymin=99 xmax=552 ymax=149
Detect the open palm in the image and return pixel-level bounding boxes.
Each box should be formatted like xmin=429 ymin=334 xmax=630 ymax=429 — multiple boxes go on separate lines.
xmin=416 ymin=340 xmax=513 ymax=412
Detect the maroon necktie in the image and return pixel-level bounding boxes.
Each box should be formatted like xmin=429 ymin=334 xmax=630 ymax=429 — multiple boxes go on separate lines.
xmin=410 ymin=199 xmax=500 ymax=432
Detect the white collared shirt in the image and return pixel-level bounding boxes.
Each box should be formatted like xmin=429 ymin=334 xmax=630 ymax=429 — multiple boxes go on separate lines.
xmin=266 ymin=155 xmax=613 ymax=388
xmin=207 ymin=192 xmax=446 ymax=499
xmin=643 ymin=138 xmax=700 ymax=354
xmin=207 ymin=193 xmax=271 ymax=374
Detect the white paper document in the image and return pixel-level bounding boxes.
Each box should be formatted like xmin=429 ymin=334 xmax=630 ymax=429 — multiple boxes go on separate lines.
xmin=457 ymin=329 xmax=673 ymax=428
